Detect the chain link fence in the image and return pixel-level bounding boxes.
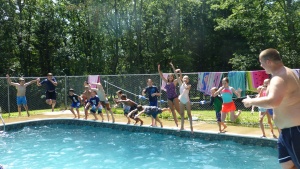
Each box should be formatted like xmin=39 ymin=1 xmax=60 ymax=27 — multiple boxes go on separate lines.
xmin=0 ymin=73 xmax=252 ymax=115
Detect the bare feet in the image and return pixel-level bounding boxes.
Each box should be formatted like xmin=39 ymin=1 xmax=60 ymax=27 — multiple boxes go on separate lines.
xmin=260 ymin=135 xmax=266 ymax=138
xmin=27 ymin=112 xmax=30 ymax=117
xmin=221 ymin=125 xmax=227 ymax=132
xmin=237 ymin=110 xmax=242 ymax=116
xmin=140 ymin=121 xmax=143 ymax=126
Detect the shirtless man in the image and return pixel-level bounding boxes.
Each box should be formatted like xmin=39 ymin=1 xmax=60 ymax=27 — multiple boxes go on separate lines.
xmin=242 ymin=48 xmax=300 ymax=169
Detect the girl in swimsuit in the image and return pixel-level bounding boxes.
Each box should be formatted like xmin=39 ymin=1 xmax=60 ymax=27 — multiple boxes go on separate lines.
xmin=158 ymin=64 xmax=181 ymax=127
xmin=171 ymin=63 xmax=193 ymax=133
xmin=214 ymin=77 xmax=242 ymax=125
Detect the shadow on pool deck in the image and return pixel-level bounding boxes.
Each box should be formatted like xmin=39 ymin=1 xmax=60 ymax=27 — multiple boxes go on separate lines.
xmin=2 ymin=110 xmax=279 ymax=139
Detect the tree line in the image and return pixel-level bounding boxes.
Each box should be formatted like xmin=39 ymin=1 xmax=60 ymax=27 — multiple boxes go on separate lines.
xmin=1 ymin=0 xmax=299 ymax=76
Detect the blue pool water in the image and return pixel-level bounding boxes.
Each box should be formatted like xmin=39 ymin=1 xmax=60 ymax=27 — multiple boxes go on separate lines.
xmin=0 ymin=125 xmax=279 ymax=169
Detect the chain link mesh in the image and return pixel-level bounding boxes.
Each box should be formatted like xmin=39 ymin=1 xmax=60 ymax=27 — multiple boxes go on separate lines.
xmin=0 ymin=73 xmax=252 ymax=115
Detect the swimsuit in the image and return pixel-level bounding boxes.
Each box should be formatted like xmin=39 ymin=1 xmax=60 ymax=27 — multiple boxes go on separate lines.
xmin=179 ymin=84 xmax=190 ymax=104
xmin=221 ymin=87 xmax=236 ymax=113
xmin=278 ymin=126 xmax=300 ymax=168
xmin=165 ymin=82 xmax=178 ymax=102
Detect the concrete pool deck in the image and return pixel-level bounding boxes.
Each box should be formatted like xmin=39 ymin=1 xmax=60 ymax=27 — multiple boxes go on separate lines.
xmin=1 ymin=110 xmax=279 ymax=139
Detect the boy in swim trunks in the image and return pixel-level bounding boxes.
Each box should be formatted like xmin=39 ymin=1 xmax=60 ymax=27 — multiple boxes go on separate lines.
xmin=142 ymin=79 xmax=160 ymax=126
xmin=91 ymin=83 xmax=115 ymax=123
xmin=210 ymin=87 xmax=227 ymax=133
xmin=37 ymin=73 xmax=58 ymax=112
xmin=129 ymin=105 xmax=169 ymax=128
xmin=68 ymin=88 xmax=81 ymax=119
xmin=85 ymin=91 xmax=104 ymax=121
xmin=117 ymin=94 xmax=144 ymax=125
xmin=6 ymin=74 xmax=38 ymax=117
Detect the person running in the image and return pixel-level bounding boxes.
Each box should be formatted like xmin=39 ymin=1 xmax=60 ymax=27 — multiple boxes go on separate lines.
xmin=142 ymin=79 xmax=160 ymax=126
xmin=85 ymin=91 xmax=104 ymax=121
xmin=214 ymin=77 xmax=242 ymax=124
xmin=91 ymin=83 xmax=115 ymax=123
xmin=115 ymin=94 xmax=143 ymax=125
xmin=171 ymin=63 xmax=193 ymax=133
xmin=210 ymin=87 xmax=227 ymax=133
xmin=6 ymin=74 xmax=38 ymax=117
xmin=128 ymin=105 xmax=169 ymax=128
xmin=242 ymin=48 xmax=300 ymax=169
xmin=37 ymin=73 xmax=58 ymax=112
xmin=68 ymin=88 xmax=81 ymax=119
xmin=158 ymin=64 xmax=181 ymax=127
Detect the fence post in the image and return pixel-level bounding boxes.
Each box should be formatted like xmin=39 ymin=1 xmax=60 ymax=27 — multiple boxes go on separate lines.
xmin=7 ymin=81 xmax=10 ymax=116
xmin=159 ymin=74 xmax=162 ymax=108
xmin=64 ymin=75 xmax=67 ymax=110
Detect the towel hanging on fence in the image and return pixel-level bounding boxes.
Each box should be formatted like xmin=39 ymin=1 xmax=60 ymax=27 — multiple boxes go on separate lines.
xmin=88 ymin=75 xmax=101 ymax=88
xmin=197 ymin=72 xmax=223 ymax=95
xmin=246 ymin=70 xmax=269 ymax=92
xmin=228 ymin=71 xmax=246 ymax=97
xmin=160 ymin=73 xmax=169 ymax=91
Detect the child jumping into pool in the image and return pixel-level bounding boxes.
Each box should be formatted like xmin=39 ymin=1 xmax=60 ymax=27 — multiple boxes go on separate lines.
xmin=142 ymin=79 xmax=160 ymax=126
xmin=158 ymin=64 xmax=181 ymax=127
xmin=91 ymin=82 xmax=115 ymax=123
xmin=114 ymin=94 xmax=143 ymax=125
xmin=6 ymin=74 xmax=38 ymax=117
xmin=85 ymin=91 xmax=104 ymax=121
xmin=114 ymin=90 xmax=131 ymax=124
xmin=81 ymin=85 xmax=92 ymax=120
xmin=210 ymin=87 xmax=227 ymax=133
xmin=170 ymin=63 xmax=194 ymax=133
xmin=68 ymin=88 xmax=82 ymax=119
xmin=128 ymin=105 xmax=169 ymax=128
xmin=214 ymin=77 xmax=242 ymax=127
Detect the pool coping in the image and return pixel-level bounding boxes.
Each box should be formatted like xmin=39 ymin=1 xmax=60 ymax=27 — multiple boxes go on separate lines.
xmin=0 ymin=118 xmax=277 ymax=148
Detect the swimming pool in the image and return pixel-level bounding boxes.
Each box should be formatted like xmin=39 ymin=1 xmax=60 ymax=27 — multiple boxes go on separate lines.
xmin=0 ymin=119 xmax=279 ymax=169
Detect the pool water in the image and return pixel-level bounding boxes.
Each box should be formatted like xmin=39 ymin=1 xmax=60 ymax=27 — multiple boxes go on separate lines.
xmin=0 ymin=125 xmax=279 ymax=169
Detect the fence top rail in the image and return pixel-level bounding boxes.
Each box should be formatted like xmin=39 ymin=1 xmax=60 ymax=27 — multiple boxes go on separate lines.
xmin=0 ymin=72 xmax=232 ymax=79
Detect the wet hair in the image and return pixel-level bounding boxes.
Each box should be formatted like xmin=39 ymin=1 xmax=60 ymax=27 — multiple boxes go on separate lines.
xmin=222 ymin=77 xmax=229 ymax=83
xmin=116 ymin=90 xmax=122 ymax=94
xmin=121 ymin=94 xmax=127 ymax=100
xmin=260 ymin=48 xmax=282 ymax=62
xmin=137 ymin=105 xmax=143 ymax=111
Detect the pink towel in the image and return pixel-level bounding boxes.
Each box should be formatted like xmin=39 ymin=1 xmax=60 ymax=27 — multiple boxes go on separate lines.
xmin=88 ymin=75 xmax=100 ymax=88
xmin=197 ymin=72 xmax=223 ymax=95
xmin=160 ymin=73 xmax=169 ymax=91
xmin=246 ymin=70 xmax=269 ymax=92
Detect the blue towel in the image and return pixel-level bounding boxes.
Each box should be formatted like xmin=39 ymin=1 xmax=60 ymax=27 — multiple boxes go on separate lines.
xmin=228 ymin=71 xmax=246 ymax=97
